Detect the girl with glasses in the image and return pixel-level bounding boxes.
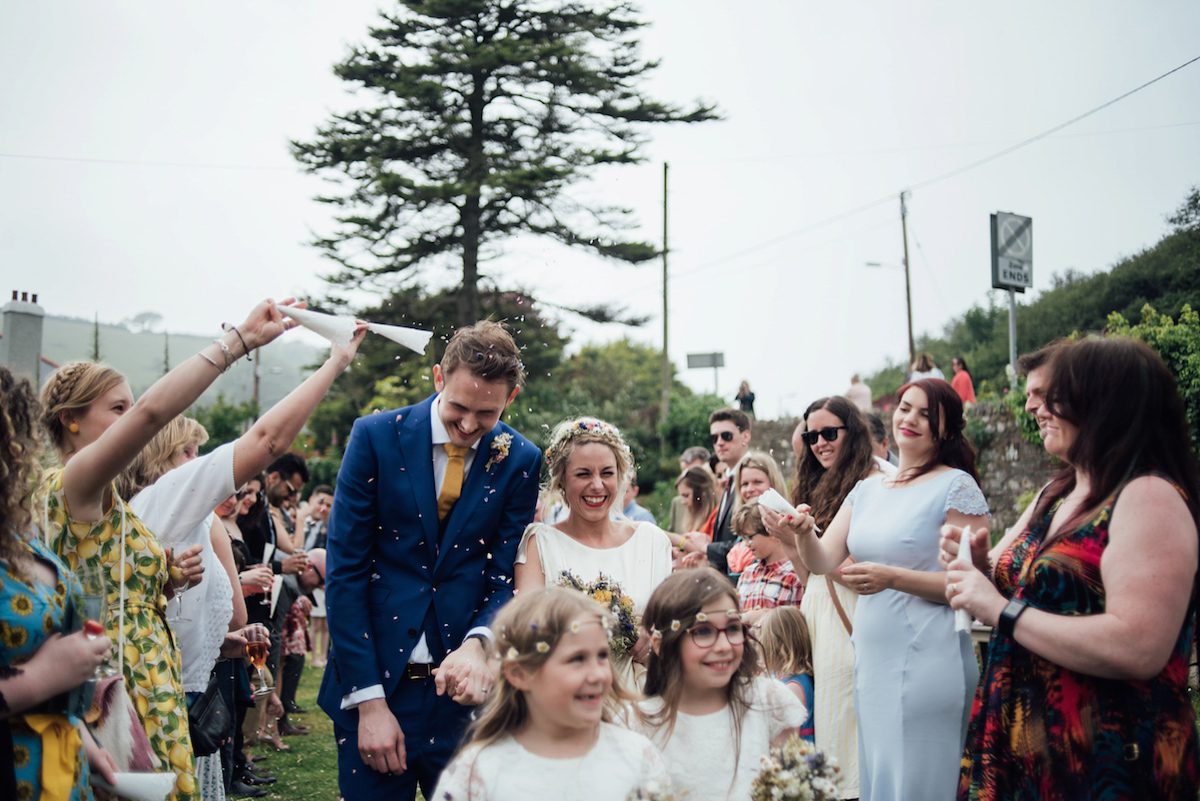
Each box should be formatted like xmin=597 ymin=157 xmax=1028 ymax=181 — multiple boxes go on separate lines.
xmin=767 ymin=380 xmax=989 ymax=801
xmin=631 ymin=568 xmax=804 ymax=801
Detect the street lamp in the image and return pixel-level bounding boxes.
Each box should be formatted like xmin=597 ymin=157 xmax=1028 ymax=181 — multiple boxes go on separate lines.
xmin=865 ymin=260 xmax=915 ymax=368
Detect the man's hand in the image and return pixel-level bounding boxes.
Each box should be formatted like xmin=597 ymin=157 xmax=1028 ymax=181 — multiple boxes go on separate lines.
xmin=682 ymin=532 xmax=708 ymax=555
xmin=358 ymin=698 xmax=406 ymax=775
xmin=281 ymin=551 xmax=307 ymax=575
xmin=433 ymin=637 xmax=494 ymax=705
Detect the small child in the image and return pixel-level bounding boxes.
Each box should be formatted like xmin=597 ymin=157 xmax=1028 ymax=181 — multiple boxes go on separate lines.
xmin=733 ymin=502 xmax=802 ymax=625
xmin=756 ymin=606 xmax=816 ymax=743
xmin=632 ymin=567 xmax=805 ymax=801
xmin=431 ymin=586 xmax=670 ymax=801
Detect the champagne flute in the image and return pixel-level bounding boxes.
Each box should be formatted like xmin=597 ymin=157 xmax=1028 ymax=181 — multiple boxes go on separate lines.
xmin=72 ymin=556 xmax=116 ymax=678
xmin=245 ymin=625 xmax=274 ymax=696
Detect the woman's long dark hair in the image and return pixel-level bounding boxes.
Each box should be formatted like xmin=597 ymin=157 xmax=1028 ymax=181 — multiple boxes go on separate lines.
xmin=1035 ymin=337 xmax=1200 ymax=534
xmin=791 ymin=396 xmax=876 ymax=528
xmin=894 ymin=378 xmax=980 ymax=486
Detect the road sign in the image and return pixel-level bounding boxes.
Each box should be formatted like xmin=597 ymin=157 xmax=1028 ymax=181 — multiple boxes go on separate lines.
xmin=991 ymin=212 xmax=1032 ymax=293
xmin=686 ymin=352 xmax=724 ymax=369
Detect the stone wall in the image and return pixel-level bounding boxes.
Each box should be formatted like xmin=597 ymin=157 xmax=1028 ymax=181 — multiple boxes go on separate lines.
xmin=968 ymin=400 xmax=1058 ymax=534
xmin=745 ymin=401 xmax=1056 ymax=536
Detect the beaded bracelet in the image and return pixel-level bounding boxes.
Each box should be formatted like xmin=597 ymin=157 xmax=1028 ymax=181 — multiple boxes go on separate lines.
xmin=212 ymin=338 xmax=235 ymax=370
xmin=199 ymin=351 xmax=226 ymax=374
xmin=222 ymin=323 xmax=252 ymax=362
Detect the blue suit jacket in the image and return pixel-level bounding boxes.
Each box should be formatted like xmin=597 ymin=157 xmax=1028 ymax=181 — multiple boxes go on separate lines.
xmin=317 ymin=395 xmax=541 ymax=729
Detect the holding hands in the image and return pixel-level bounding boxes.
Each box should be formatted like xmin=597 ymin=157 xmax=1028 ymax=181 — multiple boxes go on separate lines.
xmin=433 ymin=637 xmax=494 ymax=706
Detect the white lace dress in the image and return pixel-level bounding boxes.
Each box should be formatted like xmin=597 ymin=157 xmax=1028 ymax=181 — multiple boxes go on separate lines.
xmin=131 ymin=442 xmax=238 ymax=801
xmin=431 ymin=722 xmax=671 ymax=801
xmin=632 ymin=676 xmax=805 ymax=801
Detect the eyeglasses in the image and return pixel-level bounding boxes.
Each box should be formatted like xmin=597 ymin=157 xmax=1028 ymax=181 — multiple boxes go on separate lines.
xmin=739 ymin=531 xmax=768 ymax=543
xmin=235 ymin=488 xmax=252 ymax=499
xmin=800 ymin=426 xmax=848 ymax=446
xmin=688 ymin=621 xmax=748 ymax=648
xmin=709 ymin=431 xmax=736 ymax=445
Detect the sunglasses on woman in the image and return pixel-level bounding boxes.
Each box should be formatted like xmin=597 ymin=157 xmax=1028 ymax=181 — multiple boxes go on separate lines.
xmin=801 ymin=425 xmax=849 ymax=446
xmin=710 ymin=430 xmax=736 ymax=445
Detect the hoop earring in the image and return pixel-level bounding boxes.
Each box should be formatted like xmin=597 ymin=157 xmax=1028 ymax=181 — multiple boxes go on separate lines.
xmin=68 ymin=422 xmax=80 ymax=433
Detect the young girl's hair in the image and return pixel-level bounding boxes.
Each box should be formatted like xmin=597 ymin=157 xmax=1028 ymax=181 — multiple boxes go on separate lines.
xmin=641 ymin=568 xmax=759 ymax=743
xmin=757 ymin=606 xmax=814 ymax=677
xmin=463 ymin=586 xmax=633 ymax=749
xmin=39 ymin=361 xmax=125 ymax=455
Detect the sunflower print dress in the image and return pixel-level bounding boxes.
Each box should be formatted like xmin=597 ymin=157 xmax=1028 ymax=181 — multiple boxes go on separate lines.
xmin=2 ymin=536 xmax=92 ymax=801
xmin=959 ymin=484 xmax=1200 ymax=800
xmin=42 ymin=468 xmax=197 ymax=801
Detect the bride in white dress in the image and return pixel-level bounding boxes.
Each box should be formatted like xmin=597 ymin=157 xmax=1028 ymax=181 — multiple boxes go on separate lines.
xmin=515 ymin=417 xmax=673 ymax=674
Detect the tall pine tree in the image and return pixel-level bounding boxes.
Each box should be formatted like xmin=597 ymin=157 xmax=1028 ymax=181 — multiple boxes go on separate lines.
xmin=293 ymin=0 xmax=717 ymax=325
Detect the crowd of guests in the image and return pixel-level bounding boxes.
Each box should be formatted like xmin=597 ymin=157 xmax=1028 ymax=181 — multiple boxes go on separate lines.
xmin=3 ymin=312 xmax=1198 ymax=801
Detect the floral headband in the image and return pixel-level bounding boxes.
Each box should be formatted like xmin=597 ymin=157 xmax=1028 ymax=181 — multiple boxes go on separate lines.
xmin=545 ymin=418 xmax=633 ymax=466
xmin=499 ymin=616 xmax=612 ymax=661
xmin=648 ymin=608 xmax=741 ymax=643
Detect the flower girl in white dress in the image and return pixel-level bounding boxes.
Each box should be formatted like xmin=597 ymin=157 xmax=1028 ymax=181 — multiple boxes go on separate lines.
xmin=630 ymin=568 xmax=806 ymax=801
xmin=431 ymin=586 xmax=670 ymax=801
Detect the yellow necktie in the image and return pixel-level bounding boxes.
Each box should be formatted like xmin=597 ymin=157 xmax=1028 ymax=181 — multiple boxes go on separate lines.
xmin=437 ymin=444 xmax=470 ymax=520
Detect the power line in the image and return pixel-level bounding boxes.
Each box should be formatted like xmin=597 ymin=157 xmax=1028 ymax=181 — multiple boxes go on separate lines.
xmin=0 ymin=152 xmax=295 ymax=171
xmin=655 ymin=53 xmax=1200 ymax=281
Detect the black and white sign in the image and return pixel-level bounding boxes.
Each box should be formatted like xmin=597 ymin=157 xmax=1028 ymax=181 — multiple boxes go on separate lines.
xmin=990 ymin=212 xmax=1032 ymax=293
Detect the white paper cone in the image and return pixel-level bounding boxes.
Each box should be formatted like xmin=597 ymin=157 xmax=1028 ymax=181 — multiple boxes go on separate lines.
xmin=269 ymin=573 xmax=284 ymax=616
xmin=367 ymin=322 xmax=432 ymax=355
xmin=92 ymin=772 xmax=176 ymax=801
xmin=953 ymin=526 xmax=972 ymax=633
xmin=282 ymin=306 xmax=358 ymax=347
xmin=757 ymin=487 xmax=800 ymax=518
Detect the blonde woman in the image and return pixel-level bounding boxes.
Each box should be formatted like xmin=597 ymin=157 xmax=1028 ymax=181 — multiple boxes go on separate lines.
xmin=514 ymin=417 xmax=673 ymax=670
xmin=38 ymin=298 xmax=300 ymax=801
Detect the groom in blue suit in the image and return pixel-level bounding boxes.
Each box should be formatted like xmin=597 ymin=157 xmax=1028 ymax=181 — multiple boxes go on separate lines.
xmin=318 ymin=321 xmax=541 ymax=800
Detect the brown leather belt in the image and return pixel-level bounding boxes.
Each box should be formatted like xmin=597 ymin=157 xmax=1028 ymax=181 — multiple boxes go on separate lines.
xmin=402 ymin=663 xmax=435 ymax=680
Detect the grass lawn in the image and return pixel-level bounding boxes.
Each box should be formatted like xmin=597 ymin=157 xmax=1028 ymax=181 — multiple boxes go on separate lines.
xmin=245 ymin=663 xmax=338 ymax=801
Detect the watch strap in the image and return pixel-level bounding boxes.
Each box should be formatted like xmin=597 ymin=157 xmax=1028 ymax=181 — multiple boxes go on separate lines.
xmin=998 ymin=597 xmax=1029 ymax=638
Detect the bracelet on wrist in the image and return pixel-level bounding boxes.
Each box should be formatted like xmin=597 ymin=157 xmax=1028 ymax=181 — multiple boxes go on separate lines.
xmin=212 ymin=338 xmax=235 ymax=369
xmin=222 ymin=323 xmax=253 ymax=362
xmin=199 ymin=351 xmax=226 ymax=374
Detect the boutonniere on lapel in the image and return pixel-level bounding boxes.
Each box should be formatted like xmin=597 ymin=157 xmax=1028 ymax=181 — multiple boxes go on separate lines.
xmin=486 ymin=433 xmax=513 ymax=471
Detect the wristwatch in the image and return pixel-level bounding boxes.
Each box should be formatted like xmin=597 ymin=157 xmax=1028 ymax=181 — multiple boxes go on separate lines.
xmin=997 ymin=597 xmax=1029 ymax=638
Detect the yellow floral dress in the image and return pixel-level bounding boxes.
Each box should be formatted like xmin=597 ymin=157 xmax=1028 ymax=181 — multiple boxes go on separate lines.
xmin=41 ymin=468 xmax=196 ymax=801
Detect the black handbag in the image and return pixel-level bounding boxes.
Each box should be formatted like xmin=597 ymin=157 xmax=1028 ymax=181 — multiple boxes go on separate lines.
xmin=188 ymin=668 xmax=232 ymax=757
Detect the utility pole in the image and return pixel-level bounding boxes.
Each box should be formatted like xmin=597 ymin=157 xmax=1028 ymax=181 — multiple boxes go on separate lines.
xmin=659 ymin=162 xmax=670 ymax=444
xmin=900 ymin=190 xmax=916 ymax=367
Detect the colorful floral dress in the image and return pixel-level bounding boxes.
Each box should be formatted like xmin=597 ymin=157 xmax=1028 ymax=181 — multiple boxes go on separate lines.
xmin=42 ymin=468 xmax=197 ymax=801
xmin=959 ymin=486 xmax=1200 ymax=800
xmin=2 ymin=536 xmax=92 ymax=801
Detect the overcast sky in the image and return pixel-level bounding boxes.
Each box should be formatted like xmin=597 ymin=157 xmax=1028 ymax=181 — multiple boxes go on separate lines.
xmin=3 ymin=1 xmax=1198 ymax=419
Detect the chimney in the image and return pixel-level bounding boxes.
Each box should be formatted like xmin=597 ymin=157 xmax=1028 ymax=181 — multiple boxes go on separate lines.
xmin=1 ymin=290 xmax=45 ymax=384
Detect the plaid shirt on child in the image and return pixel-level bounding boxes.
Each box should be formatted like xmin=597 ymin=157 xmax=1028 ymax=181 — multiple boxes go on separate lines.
xmin=737 ymin=557 xmax=802 ymax=610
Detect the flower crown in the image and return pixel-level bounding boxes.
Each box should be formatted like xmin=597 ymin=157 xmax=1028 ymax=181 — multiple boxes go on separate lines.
xmin=648 ymin=608 xmax=741 ymax=643
xmin=545 ymin=417 xmax=633 ymax=469
xmin=499 ymin=616 xmax=613 ymax=661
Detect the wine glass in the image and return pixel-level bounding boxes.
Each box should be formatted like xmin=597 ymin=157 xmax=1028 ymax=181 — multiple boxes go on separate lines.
xmin=72 ymin=556 xmax=116 ymax=677
xmin=245 ymin=625 xmax=274 ymax=696
xmin=164 ymin=546 xmax=192 ymax=623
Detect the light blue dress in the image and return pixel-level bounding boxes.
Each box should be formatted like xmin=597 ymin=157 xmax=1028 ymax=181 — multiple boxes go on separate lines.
xmin=845 ymin=469 xmax=987 ymax=801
